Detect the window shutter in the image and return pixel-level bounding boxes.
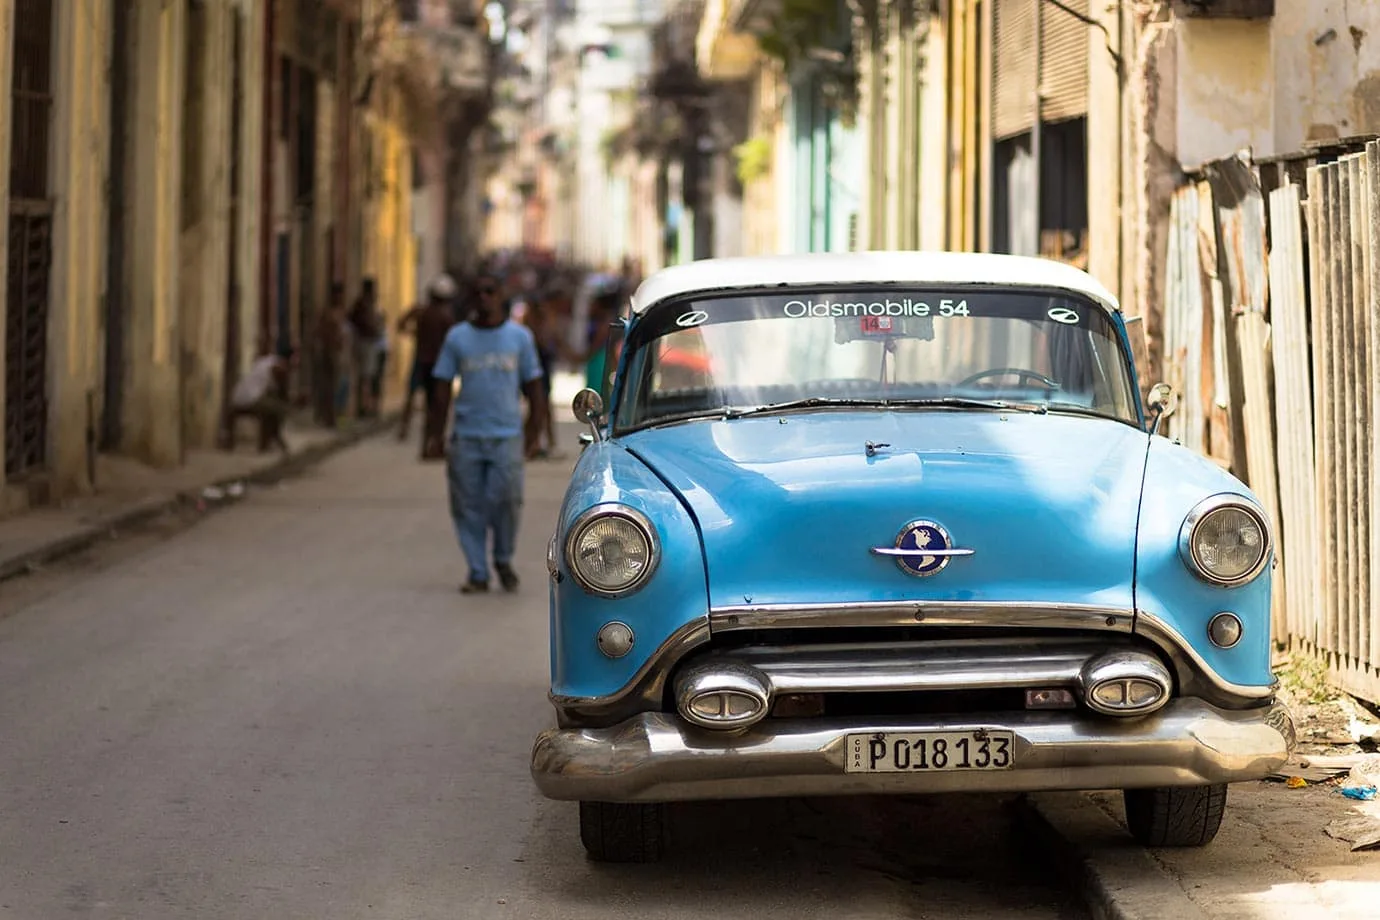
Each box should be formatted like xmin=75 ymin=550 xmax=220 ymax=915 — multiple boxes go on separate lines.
xmin=1040 ymin=0 xmax=1090 ymax=124
xmin=992 ymin=0 xmax=1036 ymax=141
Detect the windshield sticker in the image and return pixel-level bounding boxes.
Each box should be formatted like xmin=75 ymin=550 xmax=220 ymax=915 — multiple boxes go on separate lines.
xmin=783 ymin=298 xmax=970 ymax=318
xmin=675 ymin=309 xmax=709 ymax=327
xmin=1048 ymin=306 xmax=1080 ymax=325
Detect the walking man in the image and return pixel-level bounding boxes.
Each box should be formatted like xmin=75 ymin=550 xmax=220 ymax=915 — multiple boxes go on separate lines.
xmin=432 ymin=275 xmax=550 ymax=594
xmin=397 ymin=273 xmax=459 ymax=456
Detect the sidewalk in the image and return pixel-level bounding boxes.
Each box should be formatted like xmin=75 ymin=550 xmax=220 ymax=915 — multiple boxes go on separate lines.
xmin=0 ymin=404 xmax=402 ymax=583
xmin=0 ymin=368 xmax=587 ymax=586
xmin=1025 ymin=679 xmax=1380 ymax=920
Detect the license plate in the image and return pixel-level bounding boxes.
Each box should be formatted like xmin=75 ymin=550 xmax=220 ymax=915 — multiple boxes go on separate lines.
xmin=844 ymin=730 xmax=1015 ymax=773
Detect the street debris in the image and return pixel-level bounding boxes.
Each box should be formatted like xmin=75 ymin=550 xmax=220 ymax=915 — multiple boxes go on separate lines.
xmin=1339 ymin=785 xmax=1377 ymax=801
xmin=1324 ymin=814 xmax=1380 ymax=851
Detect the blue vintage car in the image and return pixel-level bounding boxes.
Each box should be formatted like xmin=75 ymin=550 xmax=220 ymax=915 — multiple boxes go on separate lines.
xmin=532 ymin=252 xmax=1296 ymax=863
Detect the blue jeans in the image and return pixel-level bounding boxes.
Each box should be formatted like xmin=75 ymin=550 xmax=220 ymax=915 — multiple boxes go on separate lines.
xmin=447 ymin=435 xmax=525 ymax=583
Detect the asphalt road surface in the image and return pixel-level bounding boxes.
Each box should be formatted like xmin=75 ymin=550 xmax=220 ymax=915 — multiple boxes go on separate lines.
xmin=0 ymin=430 xmax=1087 ymax=919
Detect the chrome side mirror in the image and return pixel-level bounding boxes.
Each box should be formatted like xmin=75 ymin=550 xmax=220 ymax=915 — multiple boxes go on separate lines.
xmin=572 ymin=388 xmax=604 ymax=442
xmin=1146 ymin=382 xmax=1178 ymax=435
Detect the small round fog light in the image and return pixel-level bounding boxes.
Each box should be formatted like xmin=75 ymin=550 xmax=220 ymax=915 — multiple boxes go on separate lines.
xmin=1208 ymin=612 xmax=1243 ymax=649
xmin=596 ymin=621 xmax=635 ymax=658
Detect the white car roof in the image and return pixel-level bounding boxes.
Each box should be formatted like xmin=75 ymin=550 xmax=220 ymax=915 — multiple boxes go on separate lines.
xmin=629 ymin=251 xmax=1121 ymax=315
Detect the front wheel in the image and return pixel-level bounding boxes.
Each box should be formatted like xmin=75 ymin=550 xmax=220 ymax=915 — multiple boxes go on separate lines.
xmin=579 ymin=801 xmax=666 ymax=863
xmin=1123 ymin=784 xmax=1227 ymax=847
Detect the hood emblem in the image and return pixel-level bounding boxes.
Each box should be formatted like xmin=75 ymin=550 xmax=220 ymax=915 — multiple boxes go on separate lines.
xmin=871 ymin=520 xmax=975 ymax=577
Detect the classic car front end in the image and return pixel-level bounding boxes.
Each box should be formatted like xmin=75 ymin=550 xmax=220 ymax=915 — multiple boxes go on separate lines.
xmin=532 ymin=252 xmax=1296 ymax=863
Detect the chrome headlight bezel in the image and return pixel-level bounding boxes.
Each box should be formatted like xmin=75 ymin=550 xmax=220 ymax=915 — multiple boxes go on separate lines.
xmin=563 ymin=503 xmax=660 ymax=597
xmin=1177 ymin=494 xmax=1272 ymax=588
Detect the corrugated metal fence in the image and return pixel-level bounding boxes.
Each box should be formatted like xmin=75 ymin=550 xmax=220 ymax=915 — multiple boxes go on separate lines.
xmin=1162 ymin=138 xmax=1380 ymax=703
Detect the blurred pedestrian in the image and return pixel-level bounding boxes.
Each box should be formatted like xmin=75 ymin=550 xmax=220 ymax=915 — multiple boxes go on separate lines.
xmin=231 ymin=343 xmax=295 ymax=455
xmin=349 ymin=277 xmax=384 ymax=417
xmin=563 ymin=288 xmax=622 ymax=400
xmin=520 ymin=286 xmax=564 ymax=459
xmin=431 ymin=273 xmax=550 ymax=594
xmin=315 ymin=283 xmax=348 ymax=428
xmin=398 ymin=273 xmax=459 ymax=458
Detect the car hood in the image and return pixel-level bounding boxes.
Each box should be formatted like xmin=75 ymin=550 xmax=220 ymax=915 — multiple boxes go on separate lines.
xmin=621 ymin=411 xmax=1149 ymax=611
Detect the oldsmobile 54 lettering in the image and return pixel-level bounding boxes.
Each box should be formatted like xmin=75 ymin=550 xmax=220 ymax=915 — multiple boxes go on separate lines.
xmin=532 ymin=252 xmax=1296 ymax=863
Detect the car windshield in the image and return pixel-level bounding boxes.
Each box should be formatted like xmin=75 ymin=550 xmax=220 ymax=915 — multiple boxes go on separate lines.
xmin=613 ymin=287 xmax=1139 ymax=432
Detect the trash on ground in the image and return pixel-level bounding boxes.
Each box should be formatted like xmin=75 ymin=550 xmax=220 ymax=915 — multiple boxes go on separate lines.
xmin=1339 ymin=785 xmax=1378 ymax=801
xmin=226 ymin=481 xmax=246 ymax=498
xmin=1272 ymin=760 xmax=1351 ymax=783
xmin=1285 ymin=775 xmax=1309 ymax=788
xmin=201 ymin=486 xmax=226 ymax=501
xmin=1325 ymin=815 xmax=1380 ymax=851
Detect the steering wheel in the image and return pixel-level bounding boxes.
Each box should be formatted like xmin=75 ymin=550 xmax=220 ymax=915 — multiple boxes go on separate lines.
xmin=957 ymin=368 xmax=1061 ymax=390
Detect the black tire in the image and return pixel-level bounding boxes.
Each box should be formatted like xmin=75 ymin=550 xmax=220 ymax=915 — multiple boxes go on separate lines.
xmin=1123 ymin=784 xmax=1228 ymax=847
xmin=578 ymin=801 xmax=665 ymax=863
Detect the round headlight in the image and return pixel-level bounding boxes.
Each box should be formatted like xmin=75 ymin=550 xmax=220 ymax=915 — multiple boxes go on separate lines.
xmin=1179 ymin=497 xmax=1270 ymax=586
xmin=566 ymin=505 xmax=659 ymax=596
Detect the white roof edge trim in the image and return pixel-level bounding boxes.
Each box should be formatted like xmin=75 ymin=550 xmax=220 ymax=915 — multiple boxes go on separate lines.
xmin=629 ymin=252 xmax=1123 ymax=316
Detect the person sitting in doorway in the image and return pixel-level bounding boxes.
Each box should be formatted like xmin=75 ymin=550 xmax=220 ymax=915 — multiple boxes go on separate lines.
xmin=230 ymin=344 xmax=294 ymax=455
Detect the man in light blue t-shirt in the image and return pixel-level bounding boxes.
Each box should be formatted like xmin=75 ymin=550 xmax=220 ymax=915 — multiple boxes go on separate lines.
xmin=432 ymin=276 xmax=549 ymax=593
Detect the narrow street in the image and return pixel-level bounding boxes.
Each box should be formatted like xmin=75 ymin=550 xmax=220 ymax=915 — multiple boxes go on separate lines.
xmin=0 ymin=429 xmax=1086 ymax=920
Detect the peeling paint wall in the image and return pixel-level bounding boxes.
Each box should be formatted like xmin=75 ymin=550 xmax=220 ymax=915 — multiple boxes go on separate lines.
xmin=1273 ymin=0 xmax=1380 ymax=149
xmin=0 ymin=0 xmax=14 ymax=505
xmin=47 ymin=0 xmax=114 ymax=492
xmin=1173 ymin=1 xmax=1380 ymax=167
xmin=1175 ymin=19 xmax=1273 ymax=168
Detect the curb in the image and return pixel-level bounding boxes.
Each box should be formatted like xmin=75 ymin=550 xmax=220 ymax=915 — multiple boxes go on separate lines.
xmin=0 ymin=413 xmax=400 ymax=585
xmin=1016 ymin=792 xmax=1210 ymax=920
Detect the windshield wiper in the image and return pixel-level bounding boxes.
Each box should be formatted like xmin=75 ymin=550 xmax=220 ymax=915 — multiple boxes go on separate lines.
xmin=1038 ymin=401 xmax=1125 ymax=422
xmin=725 ymin=397 xmax=892 ymax=418
xmin=629 ymin=407 xmax=738 ymax=430
xmin=888 ymin=396 xmax=1047 ymax=413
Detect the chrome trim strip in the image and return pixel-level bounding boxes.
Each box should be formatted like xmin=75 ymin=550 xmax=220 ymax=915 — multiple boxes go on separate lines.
xmin=531 ymin=699 xmax=1295 ymax=803
xmin=549 ymin=618 xmax=710 ymax=728
xmin=1177 ymin=493 xmax=1273 ymax=588
xmin=564 ymin=502 xmax=661 ymax=598
xmin=1134 ymin=609 xmax=1278 ymax=703
xmin=708 ymin=601 xmax=1136 ymax=633
xmin=702 ymin=636 xmax=1116 ymax=696
xmin=869 ymin=548 xmax=977 ymax=558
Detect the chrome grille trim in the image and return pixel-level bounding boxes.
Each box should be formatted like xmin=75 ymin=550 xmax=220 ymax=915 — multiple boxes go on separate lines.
xmin=708 ymin=601 xmax=1135 ymax=633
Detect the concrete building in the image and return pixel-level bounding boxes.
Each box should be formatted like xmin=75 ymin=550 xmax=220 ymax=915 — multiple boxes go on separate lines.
xmin=0 ymin=0 xmax=483 ymax=519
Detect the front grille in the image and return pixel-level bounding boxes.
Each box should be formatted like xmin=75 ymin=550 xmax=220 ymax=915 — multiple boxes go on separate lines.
xmin=772 ymin=687 xmax=1031 ymax=719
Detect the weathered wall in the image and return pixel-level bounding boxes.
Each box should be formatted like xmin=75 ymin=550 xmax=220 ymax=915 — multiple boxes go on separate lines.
xmin=234 ymin=0 xmax=265 ymax=381
xmin=1173 ymin=2 xmax=1380 ymax=167
xmin=917 ymin=17 xmax=949 ymax=252
xmin=1086 ymin=1 xmax=1124 ymax=303
xmin=0 ymin=0 xmax=14 ymax=503
xmin=1273 ymin=0 xmax=1380 ymax=149
xmin=179 ymin=0 xmax=235 ymax=451
xmin=1174 ymin=19 xmax=1273 ymax=168
xmin=46 ymin=0 xmax=113 ymax=495
xmin=123 ymin=0 xmax=187 ymax=468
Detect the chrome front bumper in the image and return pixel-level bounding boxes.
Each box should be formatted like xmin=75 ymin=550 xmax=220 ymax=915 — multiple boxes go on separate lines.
xmin=530 ymin=698 xmax=1294 ymax=803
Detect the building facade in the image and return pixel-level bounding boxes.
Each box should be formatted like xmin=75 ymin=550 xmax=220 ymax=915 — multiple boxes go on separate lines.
xmin=0 ymin=0 xmax=490 ymax=518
